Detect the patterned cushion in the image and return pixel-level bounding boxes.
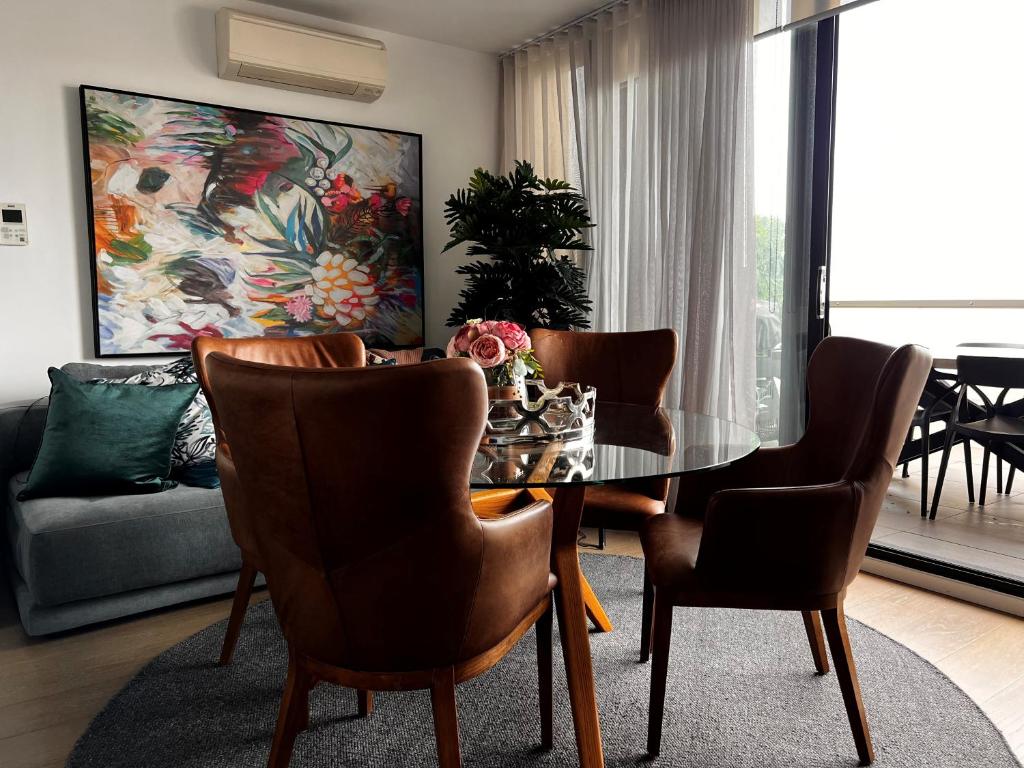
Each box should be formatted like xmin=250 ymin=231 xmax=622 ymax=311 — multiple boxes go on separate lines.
xmin=366 ymin=351 xmax=398 ymax=366
xmin=366 ymin=347 xmax=446 ymax=365
xmin=94 ymin=358 xmax=216 ymax=468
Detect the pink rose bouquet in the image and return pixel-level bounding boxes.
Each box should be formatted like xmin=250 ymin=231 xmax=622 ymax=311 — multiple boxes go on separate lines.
xmin=446 ymin=319 xmax=543 ymax=385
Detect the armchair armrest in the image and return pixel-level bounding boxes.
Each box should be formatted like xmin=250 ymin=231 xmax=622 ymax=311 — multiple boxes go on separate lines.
xmin=674 ymin=443 xmax=805 ymax=518
xmin=463 ymin=499 xmax=554 ymax=653
xmin=695 ymin=481 xmax=858 ymax=597
xmin=479 ymin=499 xmax=553 ymax=590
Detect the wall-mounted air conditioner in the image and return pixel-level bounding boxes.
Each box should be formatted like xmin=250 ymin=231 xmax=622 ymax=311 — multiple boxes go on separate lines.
xmin=215 ymin=9 xmax=387 ymax=102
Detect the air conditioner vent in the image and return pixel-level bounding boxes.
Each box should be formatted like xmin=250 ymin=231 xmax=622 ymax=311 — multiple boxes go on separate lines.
xmin=216 ymin=9 xmax=387 ymax=103
xmin=236 ymin=63 xmax=360 ymax=96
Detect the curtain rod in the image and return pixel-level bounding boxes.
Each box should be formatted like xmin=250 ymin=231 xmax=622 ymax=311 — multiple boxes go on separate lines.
xmin=754 ymin=0 xmax=880 ymax=40
xmin=501 ymin=0 xmax=882 ymax=50
xmin=499 ymin=0 xmax=630 ymax=58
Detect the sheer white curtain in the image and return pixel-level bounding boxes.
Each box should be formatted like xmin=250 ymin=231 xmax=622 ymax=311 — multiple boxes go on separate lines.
xmin=501 ymin=27 xmax=587 ymax=190
xmin=502 ymin=0 xmax=757 ymax=428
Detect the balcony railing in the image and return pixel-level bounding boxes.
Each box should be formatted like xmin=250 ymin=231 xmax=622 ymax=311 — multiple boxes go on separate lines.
xmin=827 ymin=299 xmax=1024 ymax=356
xmin=830 ymin=299 xmax=1024 ymax=309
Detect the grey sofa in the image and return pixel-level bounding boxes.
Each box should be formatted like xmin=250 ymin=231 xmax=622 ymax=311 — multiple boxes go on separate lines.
xmin=1 ymin=362 xmax=248 ymax=636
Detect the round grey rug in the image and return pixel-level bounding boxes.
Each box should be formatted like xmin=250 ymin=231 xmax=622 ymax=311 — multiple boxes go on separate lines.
xmin=68 ymin=555 xmax=1020 ymax=767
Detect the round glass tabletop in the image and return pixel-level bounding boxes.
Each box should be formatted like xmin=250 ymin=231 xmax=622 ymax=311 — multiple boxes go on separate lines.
xmin=470 ymin=401 xmax=761 ymax=488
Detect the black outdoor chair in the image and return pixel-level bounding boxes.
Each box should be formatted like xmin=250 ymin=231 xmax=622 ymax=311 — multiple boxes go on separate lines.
xmin=930 ymin=355 xmax=1024 ymax=519
xmin=954 ymin=343 xmax=1024 ymax=500
xmin=899 ymin=369 xmax=961 ymax=517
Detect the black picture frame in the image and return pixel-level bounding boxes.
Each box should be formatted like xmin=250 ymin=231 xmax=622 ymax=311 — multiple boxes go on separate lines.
xmin=79 ymin=84 xmax=425 ymax=358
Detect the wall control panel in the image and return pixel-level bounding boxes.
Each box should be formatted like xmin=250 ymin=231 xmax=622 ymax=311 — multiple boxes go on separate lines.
xmin=1 ymin=203 xmax=28 ymax=246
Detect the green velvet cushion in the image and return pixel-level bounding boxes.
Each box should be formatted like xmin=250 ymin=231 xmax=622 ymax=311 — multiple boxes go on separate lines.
xmin=18 ymin=368 xmax=199 ymax=500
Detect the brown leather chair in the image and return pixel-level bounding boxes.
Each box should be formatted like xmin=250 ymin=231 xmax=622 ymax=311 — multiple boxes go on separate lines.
xmin=641 ymin=337 xmax=932 ymax=766
xmin=531 ymin=328 xmax=677 ymax=637
xmin=192 ymin=333 xmax=366 ymax=665
xmin=204 ymin=355 xmax=556 ymax=768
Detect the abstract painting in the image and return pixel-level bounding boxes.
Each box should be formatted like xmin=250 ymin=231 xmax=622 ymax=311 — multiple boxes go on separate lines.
xmin=80 ymin=85 xmax=424 ymax=356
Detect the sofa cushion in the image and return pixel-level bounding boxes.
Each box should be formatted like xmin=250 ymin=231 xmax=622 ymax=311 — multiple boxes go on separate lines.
xmin=366 ymin=347 xmax=446 ymax=365
xmin=18 ymin=368 xmax=198 ymax=500
xmin=0 ymin=364 xmax=160 ymax=484
xmin=7 ymin=472 xmax=239 ymax=607
xmin=93 ymin=357 xmax=217 ymax=469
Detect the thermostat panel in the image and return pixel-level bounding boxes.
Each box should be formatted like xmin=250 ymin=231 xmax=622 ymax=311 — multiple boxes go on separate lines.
xmin=1 ymin=203 xmax=27 ymax=245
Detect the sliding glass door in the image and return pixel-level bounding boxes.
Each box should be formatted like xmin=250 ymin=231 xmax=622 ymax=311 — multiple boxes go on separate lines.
xmin=753 ymin=18 xmax=838 ymax=446
xmin=825 ymin=0 xmax=1024 ymax=594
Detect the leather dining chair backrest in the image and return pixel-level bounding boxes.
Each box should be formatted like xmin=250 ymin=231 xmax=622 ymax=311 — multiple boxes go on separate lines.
xmin=192 ymin=334 xmax=366 ymax=442
xmin=794 ymin=336 xmax=908 ymax=485
xmin=837 ymin=340 xmax=932 ymax=584
xmin=192 ymin=334 xmax=366 ymax=569
xmin=531 ymin=329 xmax=678 ymax=408
xmin=204 ymin=354 xmax=509 ymax=673
xmin=531 ymin=329 xmax=678 ymax=504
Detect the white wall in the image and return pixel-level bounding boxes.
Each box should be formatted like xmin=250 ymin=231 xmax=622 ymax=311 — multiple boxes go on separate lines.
xmin=0 ymin=0 xmax=499 ymax=402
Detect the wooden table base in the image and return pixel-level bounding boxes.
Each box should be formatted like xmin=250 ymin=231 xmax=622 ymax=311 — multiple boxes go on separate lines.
xmin=548 ymin=485 xmax=605 ymax=768
xmin=580 ymin=572 xmax=614 ymax=633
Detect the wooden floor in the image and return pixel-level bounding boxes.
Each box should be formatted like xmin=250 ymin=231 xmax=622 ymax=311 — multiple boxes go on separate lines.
xmin=1 ymin=534 xmax=1022 ymax=768
xmin=873 ymin=447 xmax=1024 ymax=582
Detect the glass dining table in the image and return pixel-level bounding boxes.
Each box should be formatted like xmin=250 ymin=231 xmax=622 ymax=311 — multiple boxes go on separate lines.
xmin=467 ymin=401 xmax=760 ymax=768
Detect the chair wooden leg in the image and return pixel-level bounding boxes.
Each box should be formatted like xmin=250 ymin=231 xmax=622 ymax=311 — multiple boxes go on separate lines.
xmin=821 ymin=604 xmax=875 ymax=766
xmin=268 ymin=656 xmax=313 ymax=768
xmin=430 ymin=667 xmax=462 ymax=768
xmin=646 ymin=597 xmax=674 ymax=757
xmin=996 ymin=458 xmax=1004 ymax=494
xmin=1007 ymin=465 xmax=1016 ymax=495
xmin=930 ymin=427 xmax=956 ymax=519
xmin=220 ymin=561 xmax=258 ymax=666
xmin=980 ymin=446 xmax=991 ymax=507
xmin=963 ymin=439 xmax=975 ymax=503
xmin=296 ymin=680 xmax=312 ymax=733
xmin=801 ymin=610 xmax=830 ymax=675
xmin=597 ymin=527 xmax=607 ymax=549
xmin=537 ymin=600 xmax=553 ymax=749
xmin=640 ymin=570 xmax=655 ymax=663
xmin=357 ymin=689 xmax=374 ymax=717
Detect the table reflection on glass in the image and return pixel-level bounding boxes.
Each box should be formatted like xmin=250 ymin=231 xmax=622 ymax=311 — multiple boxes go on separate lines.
xmin=469 ymin=402 xmax=760 ymax=768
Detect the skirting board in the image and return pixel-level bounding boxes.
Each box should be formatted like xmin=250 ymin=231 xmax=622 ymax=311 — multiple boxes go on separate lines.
xmin=862 ymin=556 xmax=1024 ymax=618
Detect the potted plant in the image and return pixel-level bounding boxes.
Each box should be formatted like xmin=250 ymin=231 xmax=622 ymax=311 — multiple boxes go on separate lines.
xmin=443 ymin=161 xmax=594 ymax=330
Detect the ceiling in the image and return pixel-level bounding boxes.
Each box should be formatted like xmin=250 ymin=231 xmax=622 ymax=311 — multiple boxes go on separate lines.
xmin=251 ymin=0 xmax=610 ymax=54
